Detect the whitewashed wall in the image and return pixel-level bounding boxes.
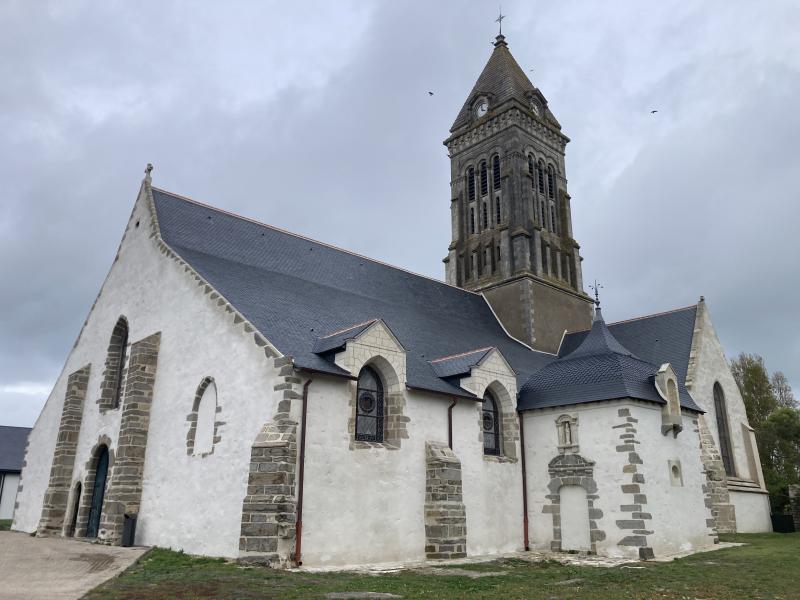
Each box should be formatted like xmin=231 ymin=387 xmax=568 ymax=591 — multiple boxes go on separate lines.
xmin=687 ymin=300 xmax=771 ymax=531
xmin=523 ymin=400 xmax=714 ymax=559
xmin=13 ymin=184 xmax=279 ymax=557
xmin=300 ymin=379 xmax=524 ymax=567
xmin=729 ymin=491 xmax=772 ymax=533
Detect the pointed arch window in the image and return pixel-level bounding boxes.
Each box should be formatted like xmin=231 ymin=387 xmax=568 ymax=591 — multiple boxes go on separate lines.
xmin=537 ymin=161 xmax=545 ymax=194
xmin=495 ymin=197 xmax=501 ymax=224
xmin=528 ymin=154 xmax=534 ymax=175
xmin=492 ymin=155 xmax=501 ymax=190
xmin=356 ymin=366 xmax=384 ymax=442
xmin=467 ymin=167 xmax=475 ymax=202
xmin=482 ymin=391 xmax=501 ymax=455
xmin=100 ymin=317 xmax=129 ymax=410
xmin=547 ymin=165 xmax=555 ymax=198
xmin=470 ymin=207 xmax=475 ymax=234
xmin=713 ymin=383 xmax=735 ymax=476
xmin=482 ymin=202 xmax=488 ymax=229
xmin=480 ymin=161 xmax=488 ymax=196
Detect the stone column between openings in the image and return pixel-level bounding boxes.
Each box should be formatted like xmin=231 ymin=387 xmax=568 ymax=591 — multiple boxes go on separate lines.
xmin=424 ymin=441 xmax=467 ymax=559
xmin=100 ymin=332 xmax=161 ymax=544
xmin=37 ymin=364 xmax=91 ymax=536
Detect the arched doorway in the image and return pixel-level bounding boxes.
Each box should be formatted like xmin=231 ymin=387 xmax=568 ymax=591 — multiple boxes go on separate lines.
xmin=66 ymin=482 xmax=81 ymax=537
xmin=86 ymin=445 xmax=109 ymax=538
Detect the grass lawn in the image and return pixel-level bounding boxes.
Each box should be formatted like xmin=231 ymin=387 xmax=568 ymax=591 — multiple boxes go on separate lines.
xmin=0 ymin=520 xmax=11 ymax=531
xmin=85 ymin=533 xmax=798 ymax=599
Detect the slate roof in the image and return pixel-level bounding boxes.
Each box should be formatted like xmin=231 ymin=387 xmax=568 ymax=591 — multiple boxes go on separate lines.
xmin=152 ymin=188 xmax=555 ymax=399
xmin=0 ymin=426 xmax=31 ymax=472
xmin=450 ymin=35 xmax=561 ymax=133
xmin=558 ymin=305 xmax=699 ymax=388
xmin=429 ymin=347 xmax=495 ymax=379
xmin=518 ymin=308 xmax=702 ymax=412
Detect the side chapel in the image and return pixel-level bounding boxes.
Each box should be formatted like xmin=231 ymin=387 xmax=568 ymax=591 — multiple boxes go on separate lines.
xmin=12 ymin=32 xmax=771 ymax=566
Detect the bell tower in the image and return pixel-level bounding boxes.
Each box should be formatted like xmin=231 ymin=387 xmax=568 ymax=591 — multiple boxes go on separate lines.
xmin=443 ymin=34 xmax=593 ymax=352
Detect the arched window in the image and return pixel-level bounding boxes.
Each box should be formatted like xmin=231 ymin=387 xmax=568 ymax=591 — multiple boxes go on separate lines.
xmin=482 ymin=202 xmax=488 ymax=229
xmin=356 ymin=366 xmax=384 ymax=442
xmin=528 ymin=154 xmax=534 ymax=175
xmin=482 ymin=391 xmax=500 ymax=455
xmin=480 ymin=161 xmax=488 ymax=196
xmin=541 ymin=197 xmax=547 ymax=227
xmin=470 ymin=207 xmax=475 ymax=234
xmin=541 ymin=240 xmax=549 ymax=275
xmin=537 ymin=161 xmax=545 ymax=194
xmin=547 ymin=165 xmax=555 ymax=198
xmin=192 ymin=378 xmax=217 ymax=456
xmin=550 ymin=205 xmax=556 ymax=234
xmin=495 ymin=197 xmax=501 ymax=224
xmin=467 ymin=167 xmax=475 ymax=202
xmin=101 ymin=317 xmax=129 ymax=410
xmin=492 ymin=155 xmax=501 ymax=190
xmin=713 ymin=383 xmax=735 ymax=476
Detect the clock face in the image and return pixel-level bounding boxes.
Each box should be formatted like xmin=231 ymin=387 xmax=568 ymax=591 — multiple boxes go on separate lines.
xmin=475 ymin=99 xmax=488 ymax=117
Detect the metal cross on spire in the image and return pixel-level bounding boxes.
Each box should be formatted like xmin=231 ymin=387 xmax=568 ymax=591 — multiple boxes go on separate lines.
xmin=589 ymin=280 xmax=604 ymax=307
xmin=495 ymin=6 xmax=506 ymax=35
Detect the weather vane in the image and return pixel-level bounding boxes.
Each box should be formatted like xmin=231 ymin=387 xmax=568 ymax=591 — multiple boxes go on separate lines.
xmin=495 ymin=6 xmax=506 ymax=35
xmin=589 ymin=280 xmax=603 ymax=307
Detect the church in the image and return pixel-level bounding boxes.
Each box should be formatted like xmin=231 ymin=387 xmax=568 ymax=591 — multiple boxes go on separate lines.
xmin=12 ymin=33 xmax=771 ymax=567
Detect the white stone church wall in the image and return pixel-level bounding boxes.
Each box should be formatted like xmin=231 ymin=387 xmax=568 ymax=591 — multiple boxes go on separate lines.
xmin=14 ymin=186 xmax=279 ymax=558
xmin=687 ymin=301 xmax=771 ymax=531
xmin=299 ymin=378 xmax=523 ymax=567
xmin=523 ymin=401 xmax=714 ymax=559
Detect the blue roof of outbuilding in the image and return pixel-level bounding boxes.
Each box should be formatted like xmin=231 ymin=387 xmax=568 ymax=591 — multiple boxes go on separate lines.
xmin=152 ymin=188 xmax=555 ymax=399
xmin=518 ymin=308 xmax=702 ymax=412
xmin=0 ymin=426 xmax=30 ymax=472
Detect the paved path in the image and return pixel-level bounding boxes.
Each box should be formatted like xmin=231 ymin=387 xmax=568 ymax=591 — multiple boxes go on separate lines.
xmin=0 ymin=531 xmax=148 ymax=600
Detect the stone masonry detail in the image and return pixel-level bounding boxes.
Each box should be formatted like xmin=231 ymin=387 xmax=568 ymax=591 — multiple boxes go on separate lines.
xmin=37 ymin=364 xmax=91 ymax=536
xmin=544 ymin=453 xmax=605 ymax=553
xmin=99 ymin=332 xmax=161 ymax=544
xmin=238 ymin=355 xmax=303 ymax=566
xmin=697 ymin=415 xmax=736 ymax=535
xmin=424 ymin=441 xmax=467 ymax=559
xmin=185 ymin=376 xmax=225 ymax=457
xmin=613 ymin=407 xmax=655 ymax=559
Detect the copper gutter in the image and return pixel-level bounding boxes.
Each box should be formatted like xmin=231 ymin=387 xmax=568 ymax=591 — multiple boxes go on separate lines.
xmin=518 ymin=410 xmax=530 ymax=551
xmin=294 ymin=378 xmax=313 ymax=565
xmin=447 ymin=398 xmax=458 ymax=449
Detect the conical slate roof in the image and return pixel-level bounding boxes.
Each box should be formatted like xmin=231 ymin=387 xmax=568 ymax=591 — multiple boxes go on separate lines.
xmin=450 ymin=35 xmax=560 ymax=133
xmin=518 ymin=307 xmax=702 ymax=412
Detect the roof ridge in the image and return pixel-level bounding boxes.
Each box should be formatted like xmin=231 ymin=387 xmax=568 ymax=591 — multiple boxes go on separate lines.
xmin=319 ymin=319 xmax=378 ymax=339
xmin=565 ymin=304 xmax=699 ymax=335
xmin=430 ymin=346 xmax=494 ymax=364
xmin=151 ymin=187 xmax=481 ymax=298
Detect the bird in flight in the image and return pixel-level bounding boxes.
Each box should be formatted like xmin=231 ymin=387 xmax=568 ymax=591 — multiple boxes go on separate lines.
xmin=428 ymin=91 xmax=434 ymax=96
xmin=650 ymin=110 xmax=658 ymax=114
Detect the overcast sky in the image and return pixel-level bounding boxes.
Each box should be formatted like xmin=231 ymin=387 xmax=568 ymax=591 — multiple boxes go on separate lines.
xmin=2 ymin=1 xmax=799 ymax=427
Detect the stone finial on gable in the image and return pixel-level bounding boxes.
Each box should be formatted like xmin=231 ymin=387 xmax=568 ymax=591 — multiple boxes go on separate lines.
xmin=144 ymin=163 xmax=153 ymax=184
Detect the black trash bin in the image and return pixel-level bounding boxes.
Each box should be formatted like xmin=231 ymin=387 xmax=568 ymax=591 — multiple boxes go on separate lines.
xmin=122 ymin=513 xmax=138 ymax=547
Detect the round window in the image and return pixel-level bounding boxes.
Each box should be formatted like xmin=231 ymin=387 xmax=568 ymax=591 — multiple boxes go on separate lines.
xmin=358 ymin=391 xmax=376 ymax=413
xmin=482 ymin=412 xmax=495 ymax=432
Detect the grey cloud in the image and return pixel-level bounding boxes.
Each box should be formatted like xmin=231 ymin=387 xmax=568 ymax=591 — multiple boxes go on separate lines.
xmin=1 ymin=1 xmax=798 ymax=426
